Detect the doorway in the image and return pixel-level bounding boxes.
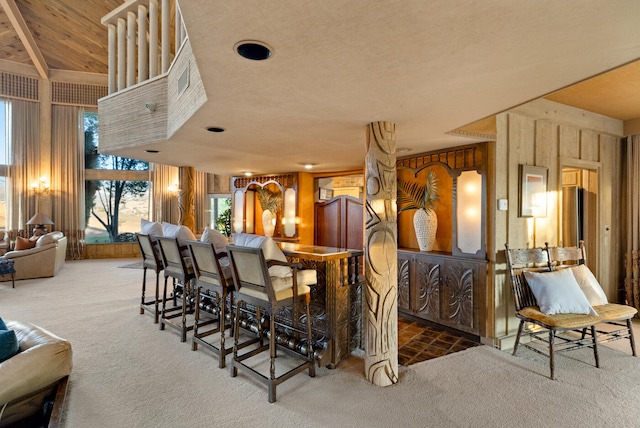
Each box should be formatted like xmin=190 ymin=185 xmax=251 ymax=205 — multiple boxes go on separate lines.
xmin=561 ymin=166 xmax=598 ymax=275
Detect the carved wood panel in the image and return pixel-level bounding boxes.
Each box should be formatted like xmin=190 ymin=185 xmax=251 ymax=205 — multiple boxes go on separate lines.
xmin=397 ymin=250 xmax=486 ymax=337
xmin=441 ymin=261 xmax=474 ymax=330
xmin=397 ymin=254 xmax=411 ymax=313
xmin=415 ymin=259 xmax=440 ymax=319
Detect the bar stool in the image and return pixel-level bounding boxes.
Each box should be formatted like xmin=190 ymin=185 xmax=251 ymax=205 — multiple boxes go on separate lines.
xmin=227 ymin=244 xmax=315 ymax=403
xmin=157 ymin=236 xmax=196 ymax=342
xmin=187 ymin=240 xmax=235 ymax=368
xmin=135 ymin=233 xmax=164 ymax=323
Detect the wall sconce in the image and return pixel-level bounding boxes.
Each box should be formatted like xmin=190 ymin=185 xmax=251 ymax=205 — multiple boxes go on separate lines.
xmin=456 ymin=171 xmax=482 ymax=254
xmin=31 ymin=176 xmax=50 ymax=196
xmin=283 ymin=188 xmax=296 ymax=237
xmin=167 ymin=180 xmax=180 ymax=195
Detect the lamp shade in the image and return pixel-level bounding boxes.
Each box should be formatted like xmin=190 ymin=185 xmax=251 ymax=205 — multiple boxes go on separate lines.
xmin=26 ymin=213 xmax=54 ymax=225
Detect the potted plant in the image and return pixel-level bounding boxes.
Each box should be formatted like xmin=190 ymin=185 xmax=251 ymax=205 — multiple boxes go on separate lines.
xmin=397 ymin=169 xmax=439 ymax=251
xmin=256 ymin=187 xmax=282 ymax=237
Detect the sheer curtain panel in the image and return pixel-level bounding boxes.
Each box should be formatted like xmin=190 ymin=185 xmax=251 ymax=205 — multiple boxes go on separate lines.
xmin=51 ymin=105 xmax=85 ymax=259
xmin=7 ymin=99 xmax=39 ymax=241
xmin=625 ymin=134 xmax=640 ymax=312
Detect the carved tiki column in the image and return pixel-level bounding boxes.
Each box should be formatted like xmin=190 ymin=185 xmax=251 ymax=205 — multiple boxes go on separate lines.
xmin=177 ymin=166 xmax=195 ymax=231
xmin=364 ymin=121 xmax=398 ymax=386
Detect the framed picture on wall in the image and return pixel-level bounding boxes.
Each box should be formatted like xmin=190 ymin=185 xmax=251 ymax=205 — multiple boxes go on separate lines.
xmin=319 ymin=187 xmax=334 ymax=200
xmin=519 ymin=165 xmax=548 ymax=217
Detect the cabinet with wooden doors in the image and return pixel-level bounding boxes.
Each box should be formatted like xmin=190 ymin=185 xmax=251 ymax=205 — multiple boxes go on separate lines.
xmin=397 ymin=249 xmax=487 ymax=337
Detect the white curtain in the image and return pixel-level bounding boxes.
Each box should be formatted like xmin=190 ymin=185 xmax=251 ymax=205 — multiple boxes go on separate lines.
xmin=194 ymin=169 xmax=207 ymax=233
xmin=624 ymin=134 xmax=640 ymax=312
xmin=51 ymin=105 xmax=85 ymax=259
xmin=6 ymin=99 xmax=39 ymax=240
xmin=150 ymin=163 xmax=207 ymax=233
xmin=151 ymin=163 xmax=179 ymax=223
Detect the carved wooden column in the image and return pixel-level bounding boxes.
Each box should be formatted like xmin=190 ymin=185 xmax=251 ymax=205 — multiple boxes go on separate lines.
xmin=364 ymin=121 xmax=398 ymax=386
xmin=178 ymin=166 xmax=195 ymax=231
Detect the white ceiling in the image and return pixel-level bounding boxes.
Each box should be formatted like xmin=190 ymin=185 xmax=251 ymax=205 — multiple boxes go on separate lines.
xmin=2 ymin=2 xmax=640 ymax=176
xmin=90 ymin=2 xmax=640 ymax=174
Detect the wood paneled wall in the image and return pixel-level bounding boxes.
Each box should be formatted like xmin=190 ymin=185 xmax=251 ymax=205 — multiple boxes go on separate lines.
xmin=491 ymin=99 xmax=624 ymax=348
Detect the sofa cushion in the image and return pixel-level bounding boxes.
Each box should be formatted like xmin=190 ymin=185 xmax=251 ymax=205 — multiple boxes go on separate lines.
xmin=0 ymin=316 xmax=7 ymax=330
xmin=15 ymin=236 xmax=37 ymax=250
xmin=0 ymin=328 xmax=19 ymax=363
xmin=36 ymin=233 xmax=57 ymax=247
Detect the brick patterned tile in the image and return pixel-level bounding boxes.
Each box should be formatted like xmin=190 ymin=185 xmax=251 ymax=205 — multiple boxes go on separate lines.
xmin=397 ymin=316 xmax=479 ymax=366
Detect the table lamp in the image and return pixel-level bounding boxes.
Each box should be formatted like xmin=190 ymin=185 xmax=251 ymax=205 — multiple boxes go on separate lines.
xmin=26 ymin=213 xmax=54 ymax=237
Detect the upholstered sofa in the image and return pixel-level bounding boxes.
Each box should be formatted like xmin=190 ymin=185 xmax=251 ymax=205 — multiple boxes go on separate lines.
xmin=0 ymin=320 xmax=73 ymax=427
xmin=3 ymin=232 xmax=67 ymax=281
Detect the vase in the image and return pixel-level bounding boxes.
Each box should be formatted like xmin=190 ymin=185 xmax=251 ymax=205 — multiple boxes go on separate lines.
xmin=413 ymin=208 xmax=437 ymax=251
xmin=262 ymin=209 xmax=276 ymax=237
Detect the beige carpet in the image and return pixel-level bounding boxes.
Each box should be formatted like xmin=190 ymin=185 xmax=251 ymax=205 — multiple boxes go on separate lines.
xmin=2 ymin=259 xmax=640 ymax=428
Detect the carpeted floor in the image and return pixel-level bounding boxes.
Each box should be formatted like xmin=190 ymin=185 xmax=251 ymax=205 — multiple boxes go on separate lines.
xmin=2 ymin=259 xmax=640 ymax=427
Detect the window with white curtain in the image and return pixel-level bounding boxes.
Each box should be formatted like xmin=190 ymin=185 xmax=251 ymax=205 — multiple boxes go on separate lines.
xmin=0 ymin=101 xmax=8 ymax=229
xmin=83 ymin=111 xmax=150 ymax=243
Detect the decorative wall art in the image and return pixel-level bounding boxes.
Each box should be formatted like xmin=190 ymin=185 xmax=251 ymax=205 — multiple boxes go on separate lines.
xmin=519 ymin=165 xmax=548 ymax=217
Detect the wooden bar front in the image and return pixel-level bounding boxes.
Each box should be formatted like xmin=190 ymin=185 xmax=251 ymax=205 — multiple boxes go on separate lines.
xmin=278 ymin=243 xmax=364 ymax=368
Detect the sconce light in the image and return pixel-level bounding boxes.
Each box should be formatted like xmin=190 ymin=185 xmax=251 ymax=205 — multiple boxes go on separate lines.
xmin=283 ymin=188 xmax=297 ymax=237
xmin=145 ymin=102 xmax=156 ymax=112
xmin=31 ymin=177 xmax=50 ymax=196
xmin=167 ymin=180 xmax=180 ymax=195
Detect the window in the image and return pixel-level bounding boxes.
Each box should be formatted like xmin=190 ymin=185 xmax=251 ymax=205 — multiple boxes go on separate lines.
xmin=0 ymin=101 xmax=8 ymax=229
xmin=84 ymin=111 xmax=150 ymax=243
xmin=210 ymin=194 xmax=231 ymax=236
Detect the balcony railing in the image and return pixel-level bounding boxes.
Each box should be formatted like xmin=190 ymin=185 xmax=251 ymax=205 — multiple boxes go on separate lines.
xmin=101 ymin=0 xmax=186 ymax=94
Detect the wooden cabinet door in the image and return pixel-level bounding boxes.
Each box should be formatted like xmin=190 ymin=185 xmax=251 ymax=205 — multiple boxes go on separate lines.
xmin=414 ymin=256 xmax=441 ymax=320
xmin=440 ymin=259 xmax=476 ymax=333
xmin=397 ymin=252 xmax=412 ymax=313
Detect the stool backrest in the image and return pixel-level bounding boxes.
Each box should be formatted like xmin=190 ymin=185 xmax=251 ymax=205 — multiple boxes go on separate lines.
xmin=136 ymin=233 xmax=163 ymax=272
xmin=157 ymin=237 xmax=192 ymax=281
xmin=227 ymin=244 xmax=274 ymax=302
xmin=188 ymin=240 xmax=229 ymax=289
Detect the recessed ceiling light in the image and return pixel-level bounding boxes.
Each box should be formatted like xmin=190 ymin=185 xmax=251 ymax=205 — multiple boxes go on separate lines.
xmin=397 ymin=147 xmax=412 ymax=153
xmin=145 ymin=149 xmax=159 ymax=153
xmin=303 ymin=163 xmax=316 ymax=169
xmin=244 ymin=171 xmax=253 ymax=177
xmin=235 ymin=40 xmax=272 ymax=61
xmin=206 ymin=126 xmax=225 ymax=133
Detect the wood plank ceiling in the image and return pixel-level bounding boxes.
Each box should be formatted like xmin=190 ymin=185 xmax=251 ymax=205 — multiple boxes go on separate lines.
xmin=0 ymin=0 xmax=121 ymax=75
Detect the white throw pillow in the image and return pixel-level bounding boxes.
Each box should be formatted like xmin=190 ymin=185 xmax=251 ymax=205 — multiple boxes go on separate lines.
xmin=523 ymin=269 xmax=598 ymax=316
xmin=231 ymin=233 xmax=292 ymax=278
xmin=161 ymin=222 xmax=196 ymax=247
xmin=200 ymin=228 xmax=229 ymax=253
xmin=232 ymin=233 xmax=265 ymax=248
xmin=141 ymin=219 xmax=163 ymax=238
xmin=569 ymin=265 xmax=608 ymax=306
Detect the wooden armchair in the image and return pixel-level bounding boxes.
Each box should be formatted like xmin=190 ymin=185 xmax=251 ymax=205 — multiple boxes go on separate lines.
xmin=227 ymin=244 xmax=315 ymax=403
xmin=187 ymin=240 xmax=234 ymax=368
xmin=157 ymin=237 xmax=196 ymax=342
xmin=545 ymin=241 xmax=637 ymax=357
xmin=505 ymin=244 xmax=601 ymax=379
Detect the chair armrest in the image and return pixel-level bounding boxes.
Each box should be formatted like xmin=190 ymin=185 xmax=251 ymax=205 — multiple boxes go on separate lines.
xmin=267 ymin=259 xmax=302 ymax=270
xmin=5 ymin=243 xmax=57 ymax=259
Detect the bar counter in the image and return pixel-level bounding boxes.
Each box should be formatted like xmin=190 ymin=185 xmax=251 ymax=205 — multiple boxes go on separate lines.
xmin=278 ymin=243 xmax=364 ymax=368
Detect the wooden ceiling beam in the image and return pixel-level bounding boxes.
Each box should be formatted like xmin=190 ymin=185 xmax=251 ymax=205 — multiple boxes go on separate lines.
xmin=0 ymin=0 xmax=49 ymax=79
